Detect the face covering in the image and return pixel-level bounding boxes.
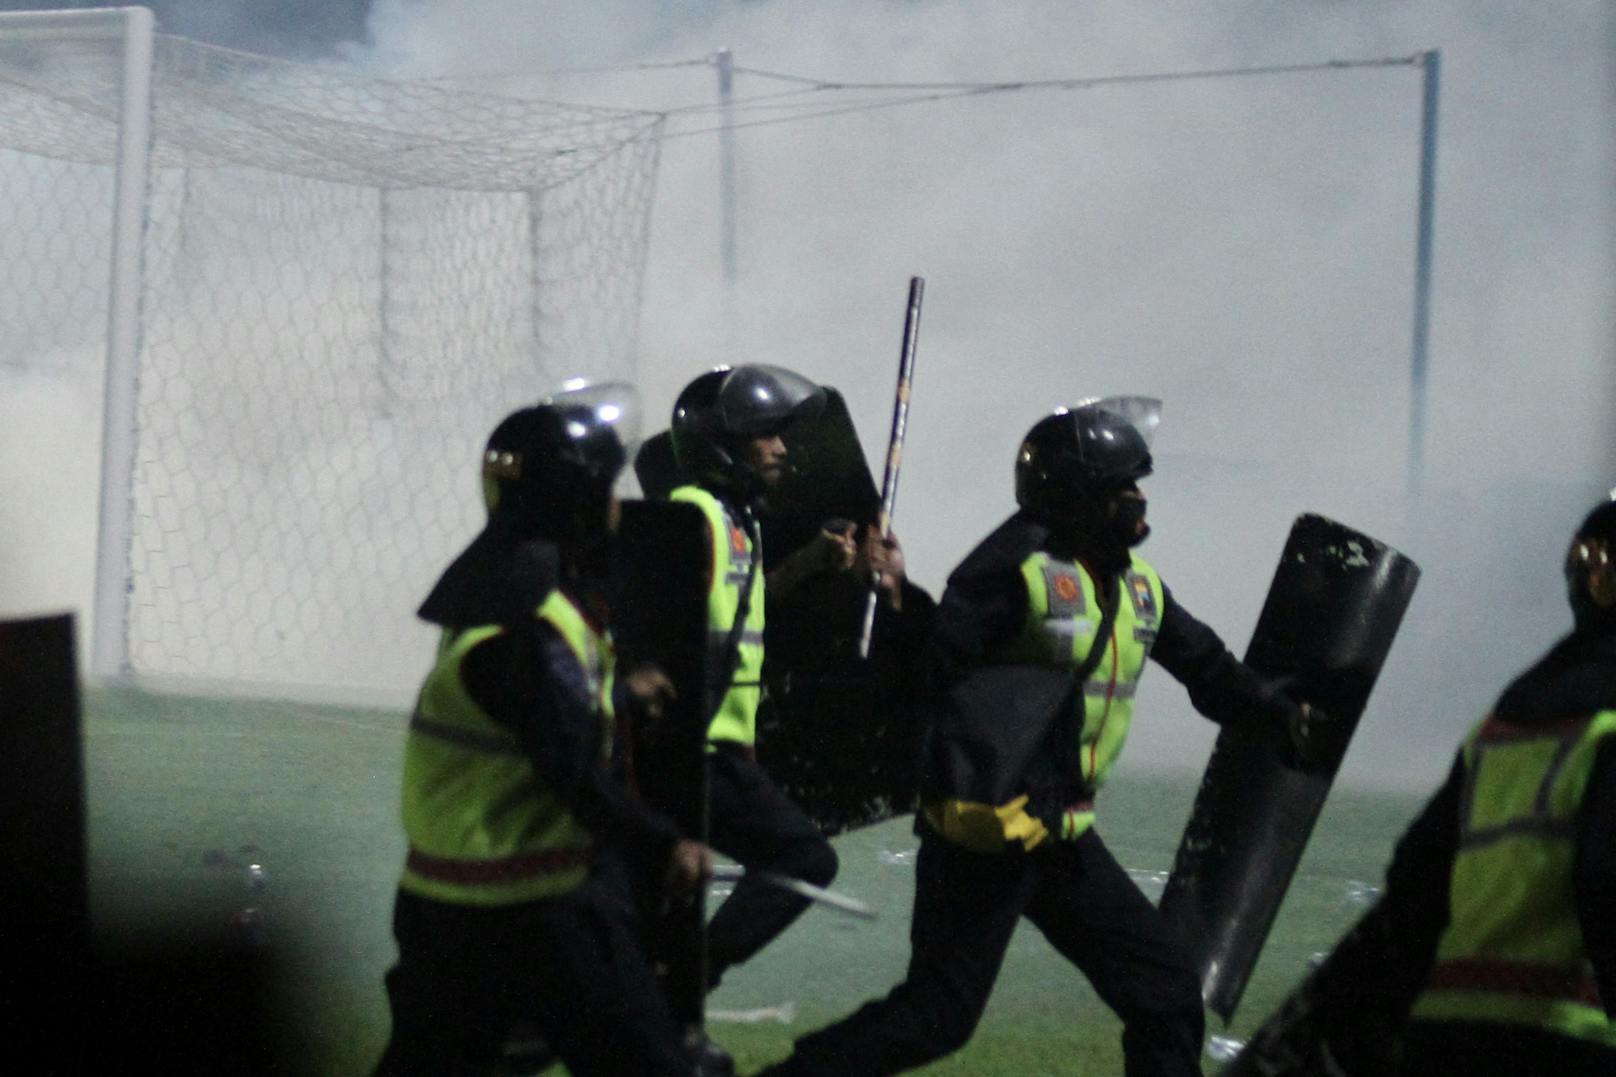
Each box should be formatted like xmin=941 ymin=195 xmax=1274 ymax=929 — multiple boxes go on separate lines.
xmin=1110 ymin=493 xmax=1150 ymax=549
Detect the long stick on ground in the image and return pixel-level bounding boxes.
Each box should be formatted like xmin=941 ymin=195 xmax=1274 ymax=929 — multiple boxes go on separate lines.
xmin=858 ymin=276 xmax=925 ymax=659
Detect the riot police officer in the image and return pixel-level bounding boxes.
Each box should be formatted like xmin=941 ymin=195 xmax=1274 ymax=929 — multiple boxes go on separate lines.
xmin=372 ymin=382 xmax=720 ymax=1077
xmin=1311 ymin=496 xmax=1616 ymax=1077
xmin=762 ymin=398 xmax=1318 ymax=1077
xmin=658 ymin=364 xmax=906 ymax=988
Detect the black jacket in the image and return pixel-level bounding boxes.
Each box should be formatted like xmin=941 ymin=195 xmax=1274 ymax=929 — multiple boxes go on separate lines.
xmin=922 ymin=511 xmax=1295 ymax=828
xmin=417 ymin=523 xmax=683 ymax=889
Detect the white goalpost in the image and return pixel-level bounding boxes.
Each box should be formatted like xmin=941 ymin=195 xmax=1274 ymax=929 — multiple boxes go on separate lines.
xmin=0 ymin=6 xmax=664 ymax=692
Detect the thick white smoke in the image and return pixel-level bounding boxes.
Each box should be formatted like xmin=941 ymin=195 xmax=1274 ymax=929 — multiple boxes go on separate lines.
xmin=3 ymin=1 xmax=1610 ymax=785
xmin=355 ymin=0 xmax=1614 ymax=785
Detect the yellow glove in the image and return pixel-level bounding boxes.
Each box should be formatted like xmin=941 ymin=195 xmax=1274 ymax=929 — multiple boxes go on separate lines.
xmin=925 ymin=794 xmax=1049 ymax=853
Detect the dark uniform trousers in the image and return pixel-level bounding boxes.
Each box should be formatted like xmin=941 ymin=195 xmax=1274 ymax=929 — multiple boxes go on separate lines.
xmin=776 ymin=822 xmax=1204 ymax=1076
xmin=373 ymin=860 xmax=691 ymax=1077
xmin=1399 ymin=1021 xmax=1616 ymax=1077
xmin=704 ymin=742 xmax=839 ymax=980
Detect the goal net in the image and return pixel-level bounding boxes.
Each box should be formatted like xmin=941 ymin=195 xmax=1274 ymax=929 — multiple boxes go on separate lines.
xmin=0 ymin=8 xmax=663 ymax=691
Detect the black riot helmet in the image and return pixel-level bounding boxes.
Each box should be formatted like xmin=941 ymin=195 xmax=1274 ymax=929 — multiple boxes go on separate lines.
xmin=481 ymin=380 xmax=640 ymax=545
xmin=1015 ymin=397 xmax=1158 ymax=523
xmin=670 ymin=364 xmax=825 ymax=494
xmin=1566 ymin=494 xmax=1616 ymax=633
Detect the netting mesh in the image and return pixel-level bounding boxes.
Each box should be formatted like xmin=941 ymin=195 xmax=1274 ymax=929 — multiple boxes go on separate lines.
xmin=0 ymin=24 xmax=663 ymax=689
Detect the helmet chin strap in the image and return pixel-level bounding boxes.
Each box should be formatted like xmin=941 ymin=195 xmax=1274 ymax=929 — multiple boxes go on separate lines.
xmin=710 ymin=434 xmax=776 ymax=508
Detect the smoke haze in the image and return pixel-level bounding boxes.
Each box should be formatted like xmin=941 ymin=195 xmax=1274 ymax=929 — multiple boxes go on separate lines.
xmin=3 ymin=0 xmax=1611 ymax=788
xmin=359 ymin=0 xmax=1614 ymax=787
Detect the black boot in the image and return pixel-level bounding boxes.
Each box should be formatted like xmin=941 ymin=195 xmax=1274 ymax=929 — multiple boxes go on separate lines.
xmin=683 ymin=1024 xmax=735 ymax=1076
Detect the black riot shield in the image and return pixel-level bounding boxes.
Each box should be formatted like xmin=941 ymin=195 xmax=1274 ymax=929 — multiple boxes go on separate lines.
xmin=631 ymin=429 xmax=681 ymax=502
xmin=1157 ymin=513 xmax=1420 ymax=1023
xmin=2 ymin=614 xmax=88 ymax=1057
xmin=611 ymin=500 xmax=714 ymax=1028
xmin=758 ymin=388 xmax=932 ymax=833
xmin=1220 ymin=899 xmax=1417 ymax=1076
xmin=760 ymin=386 xmax=882 ymax=565
xmin=753 ymin=567 xmax=935 ymax=835
xmin=3 ymin=616 xmax=285 ymax=1069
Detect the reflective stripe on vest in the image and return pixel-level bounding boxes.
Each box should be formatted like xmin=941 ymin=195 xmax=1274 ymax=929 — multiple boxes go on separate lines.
xmin=1410 ymin=709 xmax=1616 ymax=1047
xmin=670 ymin=485 xmax=766 ymax=746
xmin=398 ymin=590 xmax=614 ymax=906
xmin=1059 ymin=799 xmax=1097 ymax=841
xmin=998 ymin=551 xmax=1163 ymax=839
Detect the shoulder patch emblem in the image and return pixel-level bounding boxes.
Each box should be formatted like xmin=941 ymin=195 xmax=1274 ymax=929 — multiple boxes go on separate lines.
xmin=1053 ymin=573 xmax=1080 ymax=603
xmin=1128 ymin=574 xmax=1158 ymax=620
xmin=1042 ymin=562 xmax=1086 ymax=618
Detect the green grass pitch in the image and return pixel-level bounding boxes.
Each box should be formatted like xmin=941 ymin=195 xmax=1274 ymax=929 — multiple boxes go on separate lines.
xmin=81 ymin=685 xmax=1423 ymax=1074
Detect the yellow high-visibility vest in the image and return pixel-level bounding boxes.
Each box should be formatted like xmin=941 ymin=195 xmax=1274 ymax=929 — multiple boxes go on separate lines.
xmin=670 ymin=484 xmax=765 ymax=747
xmin=924 ymin=552 xmax=1163 ymax=851
xmin=1410 ymin=709 xmax=1616 ymax=1046
xmin=398 ymin=589 xmax=612 ymax=906
xmin=1001 ymin=551 xmax=1163 ymax=839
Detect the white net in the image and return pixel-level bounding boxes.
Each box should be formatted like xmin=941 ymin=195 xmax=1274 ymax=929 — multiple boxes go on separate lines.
xmin=0 ymin=18 xmax=663 ymax=690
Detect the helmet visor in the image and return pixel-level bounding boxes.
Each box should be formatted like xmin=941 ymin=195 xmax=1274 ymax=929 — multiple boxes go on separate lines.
xmin=1075 ymin=395 xmax=1162 ymax=449
xmin=715 ymin=364 xmax=826 ymax=437
xmin=545 ymin=378 xmax=644 ymax=456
